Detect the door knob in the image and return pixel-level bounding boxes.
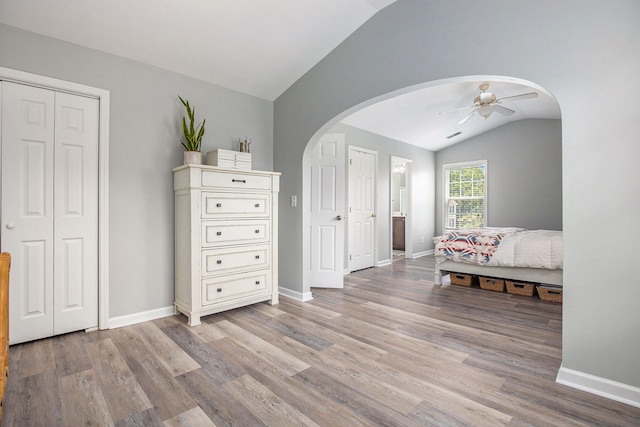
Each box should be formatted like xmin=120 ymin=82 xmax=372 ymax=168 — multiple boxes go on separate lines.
xmin=5 ymin=223 xmax=14 ymax=230
xmin=335 ymin=215 xmax=343 ymax=221
xmin=371 ymin=213 xmax=377 ymax=218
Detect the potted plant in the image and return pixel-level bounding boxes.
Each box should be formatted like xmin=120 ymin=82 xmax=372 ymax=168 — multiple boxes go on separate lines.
xmin=178 ymin=96 xmax=206 ymax=165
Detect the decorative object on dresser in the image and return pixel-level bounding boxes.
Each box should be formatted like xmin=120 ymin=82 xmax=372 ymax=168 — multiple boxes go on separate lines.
xmin=238 ymin=136 xmax=252 ymax=153
xmin=206 ymin=148 xmax=251 ymax=170
xmin=178 ymin=96 xmax=206 ymax=165
xmin=173 ymin=165 xmax=280 ymax=326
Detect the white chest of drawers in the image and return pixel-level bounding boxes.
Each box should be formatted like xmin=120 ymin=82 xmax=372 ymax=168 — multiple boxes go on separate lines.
xmin=173 ymin=165 xmax=280 ymax=326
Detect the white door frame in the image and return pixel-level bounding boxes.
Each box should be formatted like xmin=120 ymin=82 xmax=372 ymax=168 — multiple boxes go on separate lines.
xmin=390 ymin=156 xmax=413 ymax=259
xmin=0 ymin=66 xmax=110 ymax=330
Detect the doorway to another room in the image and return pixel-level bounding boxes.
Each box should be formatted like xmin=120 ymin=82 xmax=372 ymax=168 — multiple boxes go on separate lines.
xmin=391 ymin=156 xmax=412 ymax=261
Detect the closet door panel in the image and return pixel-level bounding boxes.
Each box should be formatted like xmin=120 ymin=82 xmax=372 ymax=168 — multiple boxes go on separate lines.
xmin=53 ymin=92 xmax=99 ymax=335
xmin=1 ymin=82 xmax=55 ymax=343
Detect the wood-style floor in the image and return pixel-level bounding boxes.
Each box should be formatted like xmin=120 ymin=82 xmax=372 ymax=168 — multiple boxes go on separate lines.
xmin=4 ymin=255 xmax=640 ymax=426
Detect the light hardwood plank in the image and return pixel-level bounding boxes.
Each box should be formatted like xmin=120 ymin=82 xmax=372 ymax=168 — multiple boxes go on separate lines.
xmin=133 ymin=321 xmax=201 ymax=376
xmin=84 ymin=337 xmax=153 ymax=422
xmin=213 ymin=320 xmax=310 ymax=376
xmin=109 ymin=326 xmax=197 ymax=421
xmin=164 ymin=406 xmax=217 ymax=427
xmin=58 ymin=369 xmax=114 ymax=426
xmin=224 ymin=374 xmax=320 ymax=427
xmin=4 ymin=255 xmax=640 ymax=426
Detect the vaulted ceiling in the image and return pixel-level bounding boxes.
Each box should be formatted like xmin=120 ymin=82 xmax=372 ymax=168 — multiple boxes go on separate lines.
xmin=0 ymin=0 xmax=560 ymax=151
xmin=0 ymin=0 xmax=396 ymax=101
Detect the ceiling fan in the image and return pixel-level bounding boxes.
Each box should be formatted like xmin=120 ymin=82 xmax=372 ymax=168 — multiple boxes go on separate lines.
xmin=440 ymin=83 xmax=538 ymax=125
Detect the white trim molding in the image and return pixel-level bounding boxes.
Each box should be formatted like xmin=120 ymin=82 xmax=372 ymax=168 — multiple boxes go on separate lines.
xmin=0 ymin=66 xmax=110 ymax=330
xmin=411 ymin=250 xmax=434 ymax=259
xmin=557 ymin=365 xmax=640 ymax=409
xmin=109 ymin=306 xmax=176 ymax=329
xmin=279 ymin=288 xmax=313 ymax=302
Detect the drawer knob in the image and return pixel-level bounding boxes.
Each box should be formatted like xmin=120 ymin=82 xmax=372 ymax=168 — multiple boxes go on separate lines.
xmin=216 ymin=231 xmax=222 ymax=236
xmin=255 ymin=255 xmax=260 ymax=259
xmin=255 ymin=203 xmax=260 ymax=208
xmin=232 ymin=179 xmax=246 ymax=183
xmin=217 ymin=288 xmax=222 ymax=293
xmin=216 ymin=260 xmax=222 ymax=264
xmin=254 ymin=229 xmax=260 ymax=234
xmin=216 ymin=203 xmax=222 ymax=208
xmin=255 ymin=281 xmax=261 ymax=285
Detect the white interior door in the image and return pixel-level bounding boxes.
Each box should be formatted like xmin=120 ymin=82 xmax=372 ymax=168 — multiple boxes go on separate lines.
xmin=310 ymin=134 xmax=345 ymax=288
xmin=53 ymin=91 xmax=99 ymax=336
xmin=1 ymin=82 xmax=56 ymax=343
xmin=1 ymin=81 xmax=99 ymax=344
xmin=348 ymin=147 xmax=376 ymax=272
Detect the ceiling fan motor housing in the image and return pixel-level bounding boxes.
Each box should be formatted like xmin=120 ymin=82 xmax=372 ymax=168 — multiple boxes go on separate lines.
xmin=477 ymin=91 xmax=496 ymax=105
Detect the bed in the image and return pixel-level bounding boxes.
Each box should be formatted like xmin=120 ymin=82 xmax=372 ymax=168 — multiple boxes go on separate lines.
xmin=434 ymin=227 xmax=563 ymax=286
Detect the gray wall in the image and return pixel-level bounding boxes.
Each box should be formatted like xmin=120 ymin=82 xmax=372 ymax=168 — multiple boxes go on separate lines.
xmin=328 ymin=123 xmax=435 ymax=262
xmin=435 ymin=119 xmax=562 ymax=235
xmin=0 ymin=24 xmax=274 ymax=318
xmin=274 ymin=0 xmax=640 ymax=391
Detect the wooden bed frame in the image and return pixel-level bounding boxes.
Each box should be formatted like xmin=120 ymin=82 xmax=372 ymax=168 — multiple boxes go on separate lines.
xmin=435 ymin=259 xmax=563 ymax=286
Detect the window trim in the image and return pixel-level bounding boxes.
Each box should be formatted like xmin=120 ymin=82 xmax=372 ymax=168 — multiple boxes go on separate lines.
xmin=443 ymin=159 xmax=488 ymax=230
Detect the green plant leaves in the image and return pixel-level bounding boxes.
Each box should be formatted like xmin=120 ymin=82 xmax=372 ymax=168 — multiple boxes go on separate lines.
xmin=178 ymin=96 xmax=205 ymax=151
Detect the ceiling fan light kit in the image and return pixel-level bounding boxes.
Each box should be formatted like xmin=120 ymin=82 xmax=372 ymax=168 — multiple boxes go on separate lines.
xmin=441 ymin=83 xmax=539 ymax=125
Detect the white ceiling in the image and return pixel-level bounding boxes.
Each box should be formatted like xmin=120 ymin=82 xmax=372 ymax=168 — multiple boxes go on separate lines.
xmin=0 ymin=1 xmax=561 ymax=151
xmin=341 ymin=78 xmax=561 ymax=151
xmin=0 ymin=0 xmax=396 ymax=101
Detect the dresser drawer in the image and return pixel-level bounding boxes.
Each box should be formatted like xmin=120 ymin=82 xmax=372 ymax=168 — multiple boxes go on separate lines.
xmin=202 ymin=192 xmax=270 ymax=218
xmin=202 ymin=245 xmax=270 ymax=276
xmin=202 ymin=220 xmax=269 ymax=247
xmin=202 ymin=270 xmax=270 ymax=305
xmin=201 ymin=170 xmax=271 ymax=190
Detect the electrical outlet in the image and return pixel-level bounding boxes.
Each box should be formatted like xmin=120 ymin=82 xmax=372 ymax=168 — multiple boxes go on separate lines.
xmin=290 ymin=195 xmax=297 ymax=208
xmin=419 ymin=236 xmax=425 ymax=243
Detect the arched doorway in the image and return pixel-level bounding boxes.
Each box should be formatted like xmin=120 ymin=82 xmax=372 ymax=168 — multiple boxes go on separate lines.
xmin=301 ymin=75 xmax=561 ymax=299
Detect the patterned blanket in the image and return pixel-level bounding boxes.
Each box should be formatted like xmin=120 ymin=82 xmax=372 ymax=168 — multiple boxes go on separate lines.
xmin=435 ymin=228 xmax=524 ymax=265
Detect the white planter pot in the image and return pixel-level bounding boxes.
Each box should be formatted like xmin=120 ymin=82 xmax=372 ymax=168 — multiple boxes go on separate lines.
xmin=183 ymin=151 xmax=202 ymax=165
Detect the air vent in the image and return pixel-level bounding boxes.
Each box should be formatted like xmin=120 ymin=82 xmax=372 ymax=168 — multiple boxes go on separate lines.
xmin=446 ymin=131 xmax=462 ymax=139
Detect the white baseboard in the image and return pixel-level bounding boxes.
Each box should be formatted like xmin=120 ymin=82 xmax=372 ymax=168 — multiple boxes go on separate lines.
xmin=278 ymin=287 xmax=313 ymax=302
xmin=377 ymin=259 xmax=392 ymax=267
xmin=411 ymin=249 xmax=433 ymax=259
xmin=556 ymin=365 xmax=640 ymax=409
xmin=109 ymin=305 xmax=175 ymax=329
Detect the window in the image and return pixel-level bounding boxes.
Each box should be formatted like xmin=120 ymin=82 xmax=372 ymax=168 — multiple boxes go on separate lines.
xmin=444 ymin=161 xmax=486 ymax=229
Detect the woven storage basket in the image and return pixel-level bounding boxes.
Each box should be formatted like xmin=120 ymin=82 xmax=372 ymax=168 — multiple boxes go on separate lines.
xmin=479 ymin=276 xmax=505 ymax=292
xmin=505 ymin=280 xmax=536 ymax=297
xmin=537 ymin=285 xmax=563 ymax=303
xmin=450 ymin=273 xmax=473 ymax=287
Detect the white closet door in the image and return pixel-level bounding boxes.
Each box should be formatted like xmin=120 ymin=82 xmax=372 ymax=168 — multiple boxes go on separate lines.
xmin=2 ymin=82 xmax=56 ymax=343
xmin=1 ymin=82 xmax=99 ymax=343
xmin=53 ymin=91 xmax=99 ymax=335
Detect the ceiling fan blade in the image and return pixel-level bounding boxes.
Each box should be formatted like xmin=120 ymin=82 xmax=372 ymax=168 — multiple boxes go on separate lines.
xmin=457 ymin=110 xmax=476 ymax=124
xmin=496 ymin=92 xmax=538 ymax=102
xmin=493 ymin=105 xmax=516 ymax=116
xmin=439 ymin=105 xmax=474 ymax=115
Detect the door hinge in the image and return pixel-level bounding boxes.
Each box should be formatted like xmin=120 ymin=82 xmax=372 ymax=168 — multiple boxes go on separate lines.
xmin=349 ymin=255 xmax=352 ymax=260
